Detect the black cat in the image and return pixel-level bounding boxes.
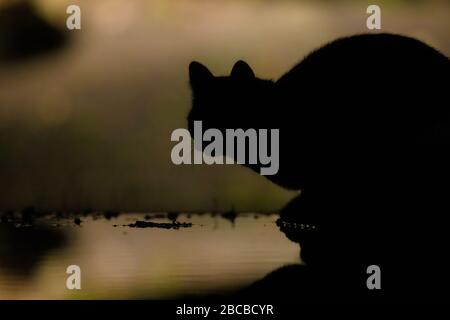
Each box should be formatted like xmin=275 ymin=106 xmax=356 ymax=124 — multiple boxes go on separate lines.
xmin=189 ymin=33 xmax=449 ymax=190
xmin=188 ymin=33 xmax=450 ymax=297
xmin=188 ymin=32 xmax=450 ymax=227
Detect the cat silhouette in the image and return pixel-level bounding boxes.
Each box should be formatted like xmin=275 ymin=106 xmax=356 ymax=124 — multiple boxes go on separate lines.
xmin=189 ymin=33 xmax=449 ymax=189
xmin=188 ymin=33 xmax=450 ymax=297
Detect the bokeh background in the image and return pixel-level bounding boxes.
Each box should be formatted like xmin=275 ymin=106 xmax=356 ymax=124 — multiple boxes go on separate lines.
xmin=1 ymin=0 xmax=449 ymax=212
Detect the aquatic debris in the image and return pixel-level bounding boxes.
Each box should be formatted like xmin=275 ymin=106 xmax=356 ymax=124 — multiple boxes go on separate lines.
xmin=276 ymin=219 xmax=318 ymax=231
xmin=167 ymin=211 xmax=179 ymax=222
xmin=126 ymin=220 xmax=192 ymax=229
xmin=74 ymin=217 xmax=82 ymax=226
xmin=103 ymin=211 xmax=120 ymax=220
xmin=221 ymin=208 xmax=237 ymax=224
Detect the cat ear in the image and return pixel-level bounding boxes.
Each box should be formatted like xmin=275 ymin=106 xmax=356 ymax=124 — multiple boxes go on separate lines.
xmin=189 ymin=61 xmax=213 ymax=90
xmin=231 ymin=60 xmax=255 ymax=80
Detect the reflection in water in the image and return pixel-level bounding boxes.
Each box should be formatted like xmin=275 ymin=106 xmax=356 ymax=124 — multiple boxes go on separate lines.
xmin=0 ymin=213 xmax=299 ymax=299
xmin=0 ymin=224 xmax=68 ymax=278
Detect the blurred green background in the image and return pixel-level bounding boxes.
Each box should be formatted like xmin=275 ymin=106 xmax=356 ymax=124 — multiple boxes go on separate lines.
xmin=0 ymin=0 xmax=449 ymax=212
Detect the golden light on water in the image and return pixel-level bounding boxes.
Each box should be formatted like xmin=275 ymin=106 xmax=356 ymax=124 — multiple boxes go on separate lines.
xmin=0 ymin=214 xmax=300 ymax=299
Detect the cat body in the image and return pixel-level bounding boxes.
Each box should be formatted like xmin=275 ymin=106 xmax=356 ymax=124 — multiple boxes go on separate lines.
xmin=189 ymin=33 xmax=450 ymax=191
xmin=188 ymin=34 xmax=450 ymax=297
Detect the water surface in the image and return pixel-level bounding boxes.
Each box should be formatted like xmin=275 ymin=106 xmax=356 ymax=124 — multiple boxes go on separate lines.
xmin=0 ymin=213 xmax=300 ymax=299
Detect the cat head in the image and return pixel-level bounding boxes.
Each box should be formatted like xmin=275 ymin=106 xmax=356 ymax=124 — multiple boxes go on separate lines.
xmin=187 ymin=60 xmax=275 ymax=135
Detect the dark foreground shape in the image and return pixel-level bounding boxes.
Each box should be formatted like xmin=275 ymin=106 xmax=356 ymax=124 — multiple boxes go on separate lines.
xmin=126 ymin=220 xmax=193 ymax=229
xmin=0 ymin=1 xmax=69 ymax=62
xmin=0 ymin=224 xmax=68 ymax=278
